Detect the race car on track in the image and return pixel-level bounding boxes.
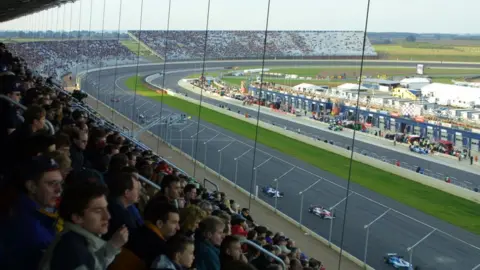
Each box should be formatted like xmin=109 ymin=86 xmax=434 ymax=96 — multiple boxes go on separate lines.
xmin=308 ymin=205 xmax=335 ymax=219
xmin=328 ymin=124 xmax=343 ymax=131
xmin=409 ymin=145 xmax=428 ymax=154
xmin=384 ymin=253 xmax=417 ymax=269
xmin=110 ymin=98 xmax=120 ymax=102
xmin=262 ymin=186 xmax=284 ymax=198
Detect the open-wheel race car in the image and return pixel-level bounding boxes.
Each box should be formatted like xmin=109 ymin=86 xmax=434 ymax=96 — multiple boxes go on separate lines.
xmin=262 ymin=186 xmax=284 ymax=198
xmin=308 ymin=205 xmax=335 ymax=219
xmin=409 ymin=145 xmax=429 ymax=154
xmin=328 ymin=124 xmax=343 ymax=131
xmin=384 ymin=253 xmax=418 ymax=270
xmin=110 ymin=98 xmax=120 ymax=102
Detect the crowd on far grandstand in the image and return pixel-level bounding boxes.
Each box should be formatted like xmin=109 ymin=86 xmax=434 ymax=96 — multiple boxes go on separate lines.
xmin=0 ymin=42 xmax=326 ymax=270
xmin=6 ymin=40 xmax=136 ymax=79
xmin=1 ymin=30 xmax=377 ymax=79
xmin=130 ymin=31 xmax=377 ymax=60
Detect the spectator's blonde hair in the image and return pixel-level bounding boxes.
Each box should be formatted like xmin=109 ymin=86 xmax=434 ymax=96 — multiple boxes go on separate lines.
xmin=180 ymin=204 xmax=207 ymax=232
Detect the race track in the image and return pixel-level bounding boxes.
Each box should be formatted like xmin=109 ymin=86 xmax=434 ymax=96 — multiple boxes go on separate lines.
xmin=81 ymin=60 xmax=480 ymax=270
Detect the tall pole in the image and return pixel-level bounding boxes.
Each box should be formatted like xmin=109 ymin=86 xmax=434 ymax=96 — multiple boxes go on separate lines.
xmin=328 ymin=211 xmax=334 ymax=246
xmin=299 ymin=193 xmax=304 ymax=226
xmin=204 ymin=142 xmax=208 ymax=168
xmin=234 ymin=159 xmax=239 ymax=186
xmin=180 ymin=130 xmax=183 ymax=150
xmin=363 ymin=227 xmax=370 ymax=266
xmin=274 ymin=180 xmax=279 ymax=211
xmin=218 ymin=151 xmax=223 ymax=177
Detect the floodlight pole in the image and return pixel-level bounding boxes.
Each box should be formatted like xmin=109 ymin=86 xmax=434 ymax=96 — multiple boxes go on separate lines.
xmin=363 ymin=208 xmax=391 ymax=266
xmin=407 ymin=228 xmax=436 ymax=267
xmin=274 ymin=179 xmax=279 ymax=212
xmin=204 ymin=134 xmax=220 ymax=168
xmin=298 ymin=178 xmax=322 ymax=227
xmin=253 ymin=156 xmax=273 ymax=193
xmin=472 ymin=263 xmax=480 ymax=270
xmin=218 ymin=141 xmax=234 ymax=179
xmin=234 ymin=148 xmax=253 ymax=186
xmin=299 ymin=192 xmax=304 ymax=226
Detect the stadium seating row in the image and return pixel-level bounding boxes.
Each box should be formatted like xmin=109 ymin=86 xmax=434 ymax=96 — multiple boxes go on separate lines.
xmin=0 ymin=42 xmax=326 ymax=270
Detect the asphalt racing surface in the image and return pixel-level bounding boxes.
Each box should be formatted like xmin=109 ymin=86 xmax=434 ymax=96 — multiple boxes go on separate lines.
xmin=81 ymin=60 xmax=480 ymax=270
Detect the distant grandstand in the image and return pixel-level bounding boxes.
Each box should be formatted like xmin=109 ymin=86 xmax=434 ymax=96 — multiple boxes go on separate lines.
xmin=5 ymin=30 xmax=377 ymax=78
xmin=129 ymin=30 xmax=378 ymax=60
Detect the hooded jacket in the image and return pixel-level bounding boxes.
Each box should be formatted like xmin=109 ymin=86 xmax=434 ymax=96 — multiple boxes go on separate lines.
xmin=39 ymin=221 xmax=121 ymax=270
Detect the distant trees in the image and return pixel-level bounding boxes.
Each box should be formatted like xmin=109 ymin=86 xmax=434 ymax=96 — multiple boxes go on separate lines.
xmin=405 ymin=35 xmax=417 ymax=42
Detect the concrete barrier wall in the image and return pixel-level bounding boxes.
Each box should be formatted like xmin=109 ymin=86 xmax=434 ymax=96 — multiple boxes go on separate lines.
xmin=145 ymin=74 xmax=480 ymax=203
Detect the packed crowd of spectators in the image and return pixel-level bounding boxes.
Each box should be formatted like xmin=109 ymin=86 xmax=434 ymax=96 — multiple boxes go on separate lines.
xmin=6 ymin=40 xmax=136 ymax=79
xmin=0 ymin=42 xmax=326 ymax=270
xmin=130 ymin=30 xmax=377 ymax=60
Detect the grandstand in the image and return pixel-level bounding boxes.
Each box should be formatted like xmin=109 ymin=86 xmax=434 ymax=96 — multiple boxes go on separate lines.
xmin=0 ymin=28 xmax=343 ymax=270
xmin=6 ymin=40 xmax=137 ymax=78
xmin=129 ymin=30 xmax=378 ymax=60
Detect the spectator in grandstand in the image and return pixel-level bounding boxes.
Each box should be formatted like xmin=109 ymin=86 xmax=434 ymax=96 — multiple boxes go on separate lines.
xmin=220 ymin=235 xmax=249 ymax=270
xmin=251 ymin=244 xmax=276 ymax=270
xmin=180 ymin=204 xmax=207 ymax=239
xmin=290 ymin=258 xmax=303 ymax=270
xmin=195 ymin=216 xmax=225 ymax=270
xmin=127 ymin=202 xmax=180 ymax=267
xmin=0 ymin=75 xmax=23 ymax=140
xmin=241 ymin=208 xmax=255 ymax=225
xmin=104 ymin=172 xmax=142 ymax=240
xmin=231 ymin=215 xmax=249 ymax=237
xmin=47 ymin=150 xmax=72 ymax=180
xmin=277 ymin=254 xmax=290 ymax=268
xmin=151 ymin=235 xmax=196 ymax=270
xmin=212 ymin=209 xmax=232 ymax=235
xmin=152 ymin=174 xmax=182 ymax=207
xmin=104 ymin=153 xmax=129 ymax=185
xmin=1 ymin=156 xmax=63 ymax=270
xmin=55 ymin=132 xmax=71 ymax=154
xmin=3 ymin=104 xmax=46 ymax=163
xmin=183 ymin=183 xmax=197 ymax=206
xmin=198 ymin=199 xmax=214 ymax=215
xmin=70 ymin=128 xmax=89 ymax=174
xmin=39 ymin=181 xmax=129 ymax=270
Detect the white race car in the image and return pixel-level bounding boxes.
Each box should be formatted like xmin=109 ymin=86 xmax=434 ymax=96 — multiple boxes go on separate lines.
xmin=262 ymin=186 xmax=284 ymax=198
xmin=308 ymin=205 xmax=335 ymax=219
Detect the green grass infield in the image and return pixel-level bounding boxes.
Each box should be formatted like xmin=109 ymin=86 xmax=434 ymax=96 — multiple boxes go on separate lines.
xmin=124 ymin=75 xmax=480 ymax=235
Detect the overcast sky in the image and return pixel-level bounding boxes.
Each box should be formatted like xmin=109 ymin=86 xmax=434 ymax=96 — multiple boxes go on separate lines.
xmin=0 ymin=0 xmax=477 ymax=34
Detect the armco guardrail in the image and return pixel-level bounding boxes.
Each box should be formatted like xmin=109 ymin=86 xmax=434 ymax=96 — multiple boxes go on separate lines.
xmin=145 ymin=74 xmax=480 ymax=204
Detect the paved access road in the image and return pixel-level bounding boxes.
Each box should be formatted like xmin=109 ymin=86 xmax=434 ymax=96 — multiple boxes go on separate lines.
xmin=80 ymin=60 xmax=480 ymax=270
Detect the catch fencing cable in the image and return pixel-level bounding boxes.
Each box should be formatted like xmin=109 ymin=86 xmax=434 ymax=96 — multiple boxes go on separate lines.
xmin=156 ymin=0 xmax=172 ymax=155
xmin=337 ymin=0 xmax=372 ymax=269
xmin=74 ymin=0 xmax=83 ymax=79
xmin=95 ymin=0 xmax=107 ymax=110
xmin=111 ymin=0 xmax=124 ymax=121
xmin=192 ymin=0 xmax=212 ymax=178
xmin=248 ymin=0 xmax=272 ymax=209
xmin=131 ymin=0 xmax=146 ymax=135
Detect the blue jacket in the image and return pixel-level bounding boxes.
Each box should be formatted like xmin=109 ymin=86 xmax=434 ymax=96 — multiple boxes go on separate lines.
xmin=0 ymin=194 xmax=58 ymax=270
xmin=194 ymin=234 xmax=220 ymax=270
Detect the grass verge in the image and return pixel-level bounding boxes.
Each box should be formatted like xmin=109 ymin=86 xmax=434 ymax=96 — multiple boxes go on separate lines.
xmin=125 ymin=75 xmax=480 ymax=235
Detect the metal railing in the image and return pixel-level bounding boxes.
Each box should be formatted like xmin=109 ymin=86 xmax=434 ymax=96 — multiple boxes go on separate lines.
xmin=0 ymin=94 xmax=55 ymax=135
xmin=239 ymin=239 xmax=286 ymax=270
